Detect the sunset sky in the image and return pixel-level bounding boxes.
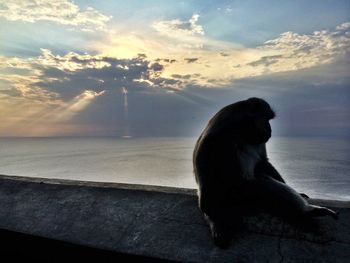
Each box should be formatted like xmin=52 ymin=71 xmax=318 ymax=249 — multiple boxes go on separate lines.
xmin=0 ymin=0 xmax=349 ymax=137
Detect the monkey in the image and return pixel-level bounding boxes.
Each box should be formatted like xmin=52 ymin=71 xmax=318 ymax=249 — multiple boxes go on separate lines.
xmin=193 ymin=97 xmax=338 ymax=248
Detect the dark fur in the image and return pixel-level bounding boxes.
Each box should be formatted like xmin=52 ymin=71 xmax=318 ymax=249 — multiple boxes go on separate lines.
xmin=193 ymin=97 xmax=338 ymax=248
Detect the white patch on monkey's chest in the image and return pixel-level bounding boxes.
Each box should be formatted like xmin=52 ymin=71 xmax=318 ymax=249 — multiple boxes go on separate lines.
xmin=238 ymin=144 xmax=267 ymax=180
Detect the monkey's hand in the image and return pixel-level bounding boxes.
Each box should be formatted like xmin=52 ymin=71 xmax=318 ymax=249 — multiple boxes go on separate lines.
xmin=300 ymin=193 xmax=309 ymax=199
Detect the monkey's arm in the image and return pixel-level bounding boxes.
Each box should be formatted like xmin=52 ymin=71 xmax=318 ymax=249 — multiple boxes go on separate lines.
xmin=255 ymin=160 xmax=286 ymax=183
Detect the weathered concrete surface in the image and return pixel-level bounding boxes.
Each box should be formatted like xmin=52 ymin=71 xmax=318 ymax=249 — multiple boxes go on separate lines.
xmin=0 ymin=174 xmax=349 ymax=262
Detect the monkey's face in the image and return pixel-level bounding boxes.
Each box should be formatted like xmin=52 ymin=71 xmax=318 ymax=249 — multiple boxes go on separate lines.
xmin=209 ymin=97 xmax=275 ymax=144
xmin=240 ymin=98 xmax=275 ymax=144
xmin=241 ymin=117 xmax=271 ymax=144
xmin=255 ymin=118 xmax=272 ymax=143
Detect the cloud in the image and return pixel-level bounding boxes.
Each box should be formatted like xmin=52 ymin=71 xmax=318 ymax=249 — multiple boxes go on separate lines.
xmin=2 ymin=21 xmax=349 ymax=100
xmin=1 ymin=49 xmax=349 ymax=137
xmin=37 ymin=49 xmax=111 ymax=71
xmin=165 ymin=21 xmax=350 ymax=84
xmin=0 ymin=49 xmax=182 ymax=103
xmin=336 ymin=22 xmax=350 ymax=30
xmin=0 ymin=46 xmax=217 ymax=136
xmin=0 ymin=0 xmax=111 ymax=31
xmin=258 ymin=28 xmax=350 ymax=68
xmin=247 ymin=55 xmax=283 ymax=67
xmin=0 ymin=55 xmax=60 ymax=103
xmin=1 ymin=15 xmax=349 ymax=136
xmin=97 ymin=19 xmax=349 ymax=87
xmin=152 ymin=13 xmax=204 ymax=37
xmin=184 ymin=58 xmax=199 ymax=63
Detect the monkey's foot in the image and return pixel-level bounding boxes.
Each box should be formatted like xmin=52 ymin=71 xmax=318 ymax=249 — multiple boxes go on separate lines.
xmin=211 ymin=228 xmax=232 ymax=249
xmin=208 ymin=222 xmax=232 ymax=249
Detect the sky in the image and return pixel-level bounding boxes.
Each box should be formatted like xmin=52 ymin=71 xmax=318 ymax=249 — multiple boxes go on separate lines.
xmin=0 ymin=0 xmax=349 ymax=137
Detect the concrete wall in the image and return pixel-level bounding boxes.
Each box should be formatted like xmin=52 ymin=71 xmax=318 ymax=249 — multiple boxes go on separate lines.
xmin=0 ymin=175 xmax=349 ymax=262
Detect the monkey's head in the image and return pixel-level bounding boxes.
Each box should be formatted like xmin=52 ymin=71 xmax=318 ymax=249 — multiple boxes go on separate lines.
xmin=205 ymin=97 xmax=275 ymax=144
xmin=240 ymin=97 xmax=275 ymax=144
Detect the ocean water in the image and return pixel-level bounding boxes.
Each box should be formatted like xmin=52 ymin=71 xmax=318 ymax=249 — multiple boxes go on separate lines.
xmin=0 ymin=136 xmax=349 ymax=201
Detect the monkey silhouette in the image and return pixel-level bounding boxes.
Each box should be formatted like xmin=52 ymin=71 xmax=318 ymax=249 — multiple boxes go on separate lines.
xmin=193 ymin=97 xmax=338 ymax=248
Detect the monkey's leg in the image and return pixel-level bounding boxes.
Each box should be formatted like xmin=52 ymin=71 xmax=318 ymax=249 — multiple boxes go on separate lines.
xmin=249 ymin=177 xmax=338 ymax=220
xmin=199 ymin=188 xmax=237 ymax=248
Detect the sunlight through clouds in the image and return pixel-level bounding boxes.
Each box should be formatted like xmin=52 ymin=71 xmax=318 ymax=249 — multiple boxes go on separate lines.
xmin=38 ymin=49 xmax=111 ymax=71
xmin=94 ymin=16 xmax=350 ymax=87
xmin=1 ymin=21 xmax=349 ymax=91
xmin=0 ymin=90 xmax=106 ymax=137
xmin=0 ymin=0 xmax=349 ymax=136
xmin=54 ymin=90 xmax=106 ymax=121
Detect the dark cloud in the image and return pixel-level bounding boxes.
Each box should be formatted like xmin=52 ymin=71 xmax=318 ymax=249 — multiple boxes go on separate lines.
xmin=184 ymin=58 xmax=199 ymax=63
xmin=171 ymin=74 xmax=193 ymax=80
xmin=29 ymin=54 xmax=181 ymax=101
xmin=155 ymin=58 xmax=177 ymax=63
xmin=137 ymin=53 xmax=147 ymax=59
xmin=149 ymin=62 xmax=164 ymax=72
xmin=219 ymin=52 xmax=229 ymax=57
xmin=0 ymin=87 xmax=22 ymax=97
xmin=247 ymin=55 xmax=283 ymax=67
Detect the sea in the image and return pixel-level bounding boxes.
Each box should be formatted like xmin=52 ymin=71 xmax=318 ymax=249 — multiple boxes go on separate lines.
xmin=0 ymin=136 xmax=349 ymax=201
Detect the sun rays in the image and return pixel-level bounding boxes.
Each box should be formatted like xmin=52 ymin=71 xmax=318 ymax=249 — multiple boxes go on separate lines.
xmin=0 ymin=90 xmax=106 ymax=136
xmin=0 ymin=1 xmax=349 ymax=137
xmin=55 ymin=90 xmax=105 ymax=122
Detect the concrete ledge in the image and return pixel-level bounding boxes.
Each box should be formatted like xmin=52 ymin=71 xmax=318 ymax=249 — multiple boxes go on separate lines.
xmin=0 ymin=174 xmax=196 ymax=195
xmin=0 ymin=175 xmax=349 ymax=262
xmin=0 ymin=228 xmax=176 ymax=262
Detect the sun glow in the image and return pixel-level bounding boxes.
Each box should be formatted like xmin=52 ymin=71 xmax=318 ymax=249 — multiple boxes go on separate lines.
xmin=0 ymin=90 xmax=106 ymax=136
xmin=0 ymin=1 xmax=349 ymax=137
xmin=91 ymin=28 xmax=277 ymax=87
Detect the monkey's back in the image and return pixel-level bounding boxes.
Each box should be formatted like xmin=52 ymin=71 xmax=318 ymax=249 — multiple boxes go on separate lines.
xmin=193 ymin=131 xmax=242 ymax=190
xmin=193 ymin=100 xmax=253 ymax=193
